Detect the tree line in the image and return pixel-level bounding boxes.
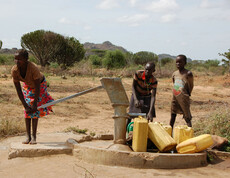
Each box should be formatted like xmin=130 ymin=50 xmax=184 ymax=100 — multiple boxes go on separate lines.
xmin=0 ymin=30 xmax=230 ymax=73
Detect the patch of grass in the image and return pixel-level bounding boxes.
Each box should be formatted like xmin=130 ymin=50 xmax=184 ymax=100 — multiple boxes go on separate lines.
xmin=193 ymin=108 xmax=230 ymax=140
xmin=89 ymin=131 xmax=96 ymax=137
xmin=64 ymin=126 xmax=88 ymax=134
xmin=0 ymin=118 xmax=25 ymax=138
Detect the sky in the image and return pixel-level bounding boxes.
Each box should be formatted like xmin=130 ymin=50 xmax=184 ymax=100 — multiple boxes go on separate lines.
xmin=0 ymin=0 xmax=230 ymax=61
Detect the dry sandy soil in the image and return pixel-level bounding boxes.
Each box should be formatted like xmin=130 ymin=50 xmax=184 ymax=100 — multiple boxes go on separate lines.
xmin=0 ymin=70 xmax=230 ymax=177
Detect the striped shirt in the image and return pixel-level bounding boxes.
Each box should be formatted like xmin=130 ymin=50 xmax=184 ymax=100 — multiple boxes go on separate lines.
xmin=134 ymin=70 xmax=157 ymax=96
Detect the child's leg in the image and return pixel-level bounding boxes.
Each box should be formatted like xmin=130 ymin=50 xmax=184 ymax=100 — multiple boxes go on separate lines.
xmin=23 ymin=118 xmax=31 ymax=144
xmin=170 ymin=113 xmax=176 ymax=128
xmin=30 ymin=118 xmax=38 ymax=144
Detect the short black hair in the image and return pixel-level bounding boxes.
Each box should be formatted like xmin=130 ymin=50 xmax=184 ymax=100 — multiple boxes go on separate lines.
xmin=177 ymin=54 xmax=187 ymax=63
xmin=16 ymin=49 xmax=28 ymax=59
xmin=146 ymin=61 xmax=155 ymax=69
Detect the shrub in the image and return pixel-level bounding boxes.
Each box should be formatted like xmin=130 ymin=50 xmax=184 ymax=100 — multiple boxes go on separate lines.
xmin=193 ymin=108 xmax=230 ymax=140
xmin=132 ymin=51 xmax=158 ymax=65
xmin=102 ymin=50 xmax=126 ymax=69
xmin=0 ymin=54 xmax=14 ymax=65
xmin=89 ymin=55 xmax=102 ymax=67
xmin=0 ymin=118 xmax=25 ymax=138
xmin=160 ymin=58 xmax=173 ymax=66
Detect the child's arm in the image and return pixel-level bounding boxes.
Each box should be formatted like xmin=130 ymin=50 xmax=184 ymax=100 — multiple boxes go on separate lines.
xmin=13 ymin=81 xmax=31 ymax=113
xmin=147 ymin=88 xmax=156 ymax=122
xmin=30 ymin=79 xmax=41 ymax=113
xmin=187 ymin=71 xmax=194 ymax=95
xmin=132 ymin=79 xmax=141 ymax=108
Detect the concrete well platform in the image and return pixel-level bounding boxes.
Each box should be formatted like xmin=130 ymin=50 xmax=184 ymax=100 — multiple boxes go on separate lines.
xmin=68 ymin=137 xmax=208 ymax=169
xmin=7 ymin=133 xmax=208 ymax=169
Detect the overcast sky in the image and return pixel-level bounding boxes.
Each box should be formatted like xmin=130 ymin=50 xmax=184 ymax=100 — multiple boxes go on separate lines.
xmin=0 ymin=0 xmax=229 ymax=60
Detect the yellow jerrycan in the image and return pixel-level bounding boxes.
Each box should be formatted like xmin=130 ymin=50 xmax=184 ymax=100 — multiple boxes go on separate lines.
xmin=162 ymin=125 xmax=172 ymax=136
xmin=154 ymin=122 xmax=172 ymax=136
xmin=132 ymin=116 xmax=148 ymax=152
xmin=173 ymin=125 xmax=194 ymax=144
xmin=148 ymin=122 xmax=177 ymax=152
xmin=176 ymin=134 xmax=214 ymax=154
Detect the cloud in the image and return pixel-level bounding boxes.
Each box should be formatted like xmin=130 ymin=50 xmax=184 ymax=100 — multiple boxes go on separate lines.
xmin=117 ymin=14 xmax=149 ymax=26
xmin=97 ymin=0 xmax=119 ymax=10
xmin=145 ymin=0 xmax=179 ymax=12
xmin=200 ymin=0 xmax=230 ymax=9
xmin=59 ymin=18 xmax=92 ymax=30
xmin=59 ymin=17 xmax=77 ymax=25
xmin=161 ymin=14 xmax=176 ymax=23
xmin=129 ymin=0 xmax=138 ymax=7
xmin=200 ymin=0 xmax=217 ymax=8
xmin=84 ymin=25 xmax=92 ymax=30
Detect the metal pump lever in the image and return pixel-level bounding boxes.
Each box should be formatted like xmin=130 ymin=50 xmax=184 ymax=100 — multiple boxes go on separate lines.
xmin=37 ymin=85 xmax=103 ymax=109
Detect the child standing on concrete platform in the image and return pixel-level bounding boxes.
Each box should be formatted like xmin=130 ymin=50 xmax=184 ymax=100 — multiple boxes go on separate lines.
xmin=170 ymin=54 xmax=194 ymax=128
xmin=11 ymin=49 xmax=54 ymax=144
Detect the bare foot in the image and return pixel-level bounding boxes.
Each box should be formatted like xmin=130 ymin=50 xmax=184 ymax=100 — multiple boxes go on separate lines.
xmin=22 ymin=137 xmax=31 ymax=144
xmin=30 ymin=137 xmax=37 ymax=144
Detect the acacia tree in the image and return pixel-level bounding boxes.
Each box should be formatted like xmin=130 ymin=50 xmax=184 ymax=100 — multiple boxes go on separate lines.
xmin=219 ymin=49 xmax=230 ymax=73
xmin=21 ymin=30 xmax=85 ymax=67
xmin=0 ymin=40 xmax=2 ymax=49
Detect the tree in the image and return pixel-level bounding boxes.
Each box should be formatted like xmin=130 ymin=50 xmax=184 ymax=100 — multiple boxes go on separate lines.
xmin=102 ymin=50 xmax=126 ymax=69
xmin=133 ymin=51 xmax=158 ymax=65
xmin=219 ymin=49 xmax=230 ymax=73
xmin=160 ymin=57 xmax=173 ymax=66
xmin=21 ymin=30 xmax=65 ymax=66
xmin=0 ymin=40 xmax=2 ymax=49
xmin=21 ymin=30 xmax=85 ymax=67
xmin=55 ymin=37 xmax=85 ymax=68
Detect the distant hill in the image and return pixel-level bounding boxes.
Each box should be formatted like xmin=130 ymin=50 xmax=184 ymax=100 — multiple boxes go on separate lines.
xmin=84 ymin=41 xmax=128 ymax=56
xmin=0 ymin=48 xmax=18 ymax=54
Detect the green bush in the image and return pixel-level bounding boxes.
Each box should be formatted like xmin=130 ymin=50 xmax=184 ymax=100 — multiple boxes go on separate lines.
xmin=0 ymin=54 xmax=14 ymax=65
xmin=193 ymin=109 xmax=230 ymax=140
xmin=133 ymin=51 xmax=158 ymax=65
xmin=102 ymin=50 xmax=126 ymax=69
xmin=29 ymin=55 xmax=39 ymax=64
xmin=49 ymin=62 xmax=59 ymax=68
xmin=160 ymin=58 xmax=173 ymax=66
xmin=89 ymin=55 xmax=102 ymax=67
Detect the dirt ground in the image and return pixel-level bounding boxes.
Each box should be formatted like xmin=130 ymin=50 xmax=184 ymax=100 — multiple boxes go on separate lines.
xmin=0 ymin=72 xmax=230 ymax=177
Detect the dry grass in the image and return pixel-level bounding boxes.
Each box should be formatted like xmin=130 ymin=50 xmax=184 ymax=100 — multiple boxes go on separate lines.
xmin=0 ymin=65 xmax=230 ymax=141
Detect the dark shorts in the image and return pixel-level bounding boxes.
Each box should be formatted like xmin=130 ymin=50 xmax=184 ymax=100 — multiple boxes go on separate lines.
xmin=171 ymin=94 xmax=192 ymax=122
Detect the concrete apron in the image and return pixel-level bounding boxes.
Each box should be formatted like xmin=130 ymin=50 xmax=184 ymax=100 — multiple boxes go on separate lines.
xmin=68 ymin=140 xmax=207 ymax=169
xmin=8 ymin=133 xmax=207 ymax=169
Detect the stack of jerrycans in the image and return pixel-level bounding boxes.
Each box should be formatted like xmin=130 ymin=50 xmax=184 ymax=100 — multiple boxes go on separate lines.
xmin=132 ymin=117 xmax=177 ymax=152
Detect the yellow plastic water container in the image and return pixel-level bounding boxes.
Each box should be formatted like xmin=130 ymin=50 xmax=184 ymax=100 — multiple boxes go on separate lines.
xmin=162 ymin=125 xmax=172 ymax=136
xmin=132 ymin=116 xmax=148 ymax=152
xmin=148 ymin=122 xmax=177 ymax=152
xmin=173 ymin=125 xmax=194 ymax=144
xmin=176 ymin=134 xmax=214 ymax=154
xmin=154 ymin=122 xmax=172 ymax=136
